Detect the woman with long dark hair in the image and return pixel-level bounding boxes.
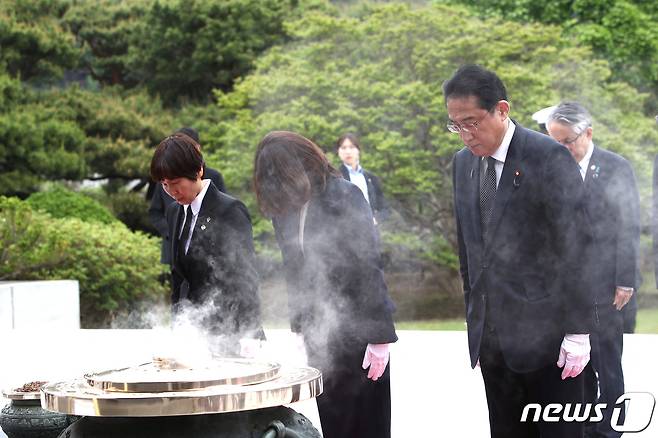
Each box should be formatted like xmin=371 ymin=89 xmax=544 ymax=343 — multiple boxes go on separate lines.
xmin=253 ymin=131 xmax=397 ymax=438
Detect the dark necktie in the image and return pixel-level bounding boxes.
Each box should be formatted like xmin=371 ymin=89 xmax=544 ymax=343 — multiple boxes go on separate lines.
xmin=177 ymin=206 xmax=192 ymax=259
xmin=480 ymin=156 xmax=497 ymax=241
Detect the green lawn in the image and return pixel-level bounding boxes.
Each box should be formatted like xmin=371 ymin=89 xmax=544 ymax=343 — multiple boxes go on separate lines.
xmin=636 ymin=307 xmax=658 ymax=334
xmin=395 ymin=318 xmax=466 ymax=331
xmin=396 ymin=307 xmax=658 ymax=334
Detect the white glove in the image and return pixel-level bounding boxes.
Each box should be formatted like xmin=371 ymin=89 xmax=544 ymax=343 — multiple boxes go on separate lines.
xmin=362 ymin=343 xmax=390 ymax=381
xmin=557 ymin=334 xmax=590 ymax=380
xmin=239 ymin=338 xmax=262 ymax=358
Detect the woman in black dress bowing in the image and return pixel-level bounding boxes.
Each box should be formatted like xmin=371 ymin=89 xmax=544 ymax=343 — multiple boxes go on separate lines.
xmin=252 ymin=131 xmax=397 ymax=438
xmin=150 ymin=133 xmax=264 ymax=355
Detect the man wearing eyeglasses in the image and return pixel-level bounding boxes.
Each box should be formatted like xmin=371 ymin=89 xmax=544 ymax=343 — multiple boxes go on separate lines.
xmin=546 ymin=102 xmax=640 ymax=438
xmin=448 ymin=65 xmax=594 ymax=438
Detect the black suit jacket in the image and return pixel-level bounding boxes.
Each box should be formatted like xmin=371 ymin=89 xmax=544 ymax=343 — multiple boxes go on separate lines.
xmin=339 ymin=164 xmax=390 ymax=223
xmin=582 ymin=146 xmax=640 ymax=319
xmin=452 ymin=124 xmax=594 ymax=373
xmin=149 ymin=166 xmax=225 ymax=264
xmin=165 ymin=182 xmax=263 ymax=342
xmin=272 ymin=176 xmax=397 ymax=360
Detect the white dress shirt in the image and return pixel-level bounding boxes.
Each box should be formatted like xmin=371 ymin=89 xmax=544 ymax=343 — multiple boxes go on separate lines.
xmin=577 ymin=141 xmax=595 ymax=181
xmin=482 ymin=119 xmax=516 ymax=188
xmin=179 ymin=179 xmax=211 ymax=255
xmin=344 ymin=163 xmax=370 ymax=204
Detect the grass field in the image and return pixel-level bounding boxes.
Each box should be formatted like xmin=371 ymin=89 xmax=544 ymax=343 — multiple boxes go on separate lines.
xmin=635 ymin=307 xmax=658 ymax=333
xmin=396 ymin=307 xmax=658 ymax=334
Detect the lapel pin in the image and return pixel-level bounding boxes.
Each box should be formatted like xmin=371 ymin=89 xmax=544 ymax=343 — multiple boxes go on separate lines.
xmin=591 ymin=164 xmax=600 ymax=179
xmin=206 ymin=217 xmax=211 ymax=223
xmin=200 ymin=224 xmax=206 ymax=231
xmin=513 ymin=170 xmax=522 ymax=188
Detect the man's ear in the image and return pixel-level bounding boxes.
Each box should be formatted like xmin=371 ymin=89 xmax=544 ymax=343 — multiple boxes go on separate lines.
xmin=585 ymin=126 xmax=593 ymax=141
xmin=496 ymin=100 xmax=510 ymax=119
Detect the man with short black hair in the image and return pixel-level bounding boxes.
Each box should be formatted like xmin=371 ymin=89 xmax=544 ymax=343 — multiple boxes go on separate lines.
xmin=448 ymin=65 xmax=594 ymax=438
xmin=547 ymin=101 xmax=640 ymax=438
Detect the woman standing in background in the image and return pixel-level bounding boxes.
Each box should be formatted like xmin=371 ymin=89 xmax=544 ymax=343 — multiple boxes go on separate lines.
xmin=336 ymin=133 xmax=390 ymax=225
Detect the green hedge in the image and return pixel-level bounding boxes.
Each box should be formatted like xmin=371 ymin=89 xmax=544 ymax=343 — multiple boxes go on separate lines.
xmin=105 ymin=190 xmax=156 ymax=234
xmin=26 ymin=186 xmax=118 ymax=225
xmin=0 ymin=196 xmax=167 ymax=327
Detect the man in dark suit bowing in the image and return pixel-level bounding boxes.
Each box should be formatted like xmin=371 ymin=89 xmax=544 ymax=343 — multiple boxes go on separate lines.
xmin=547 ymin=102 xmax=640 ymax=438
xmin=448 ymin=65 xmax=594 ymax=438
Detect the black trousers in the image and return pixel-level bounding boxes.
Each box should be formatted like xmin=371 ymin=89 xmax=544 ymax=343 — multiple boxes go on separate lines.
xmin=307 ymin=341 xmax=391 ymax=438
xmin=585 ymin=307 xmax=625 ymax=438
xmin=480 ymin=327 xmax=585 ymax=438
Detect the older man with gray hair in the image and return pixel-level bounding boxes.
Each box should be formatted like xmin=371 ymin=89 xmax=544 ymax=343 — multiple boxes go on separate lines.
xmin=546 ymin=101 xmax=641 ymax=438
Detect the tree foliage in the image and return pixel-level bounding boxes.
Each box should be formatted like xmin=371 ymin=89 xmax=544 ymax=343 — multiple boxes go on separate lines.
xmin=0 ymin=0 xmax=80 ymax=83
xmin=0 ymin=83 xmax=88 ymax=196
xmin=62 ymin=0 xmax=149 ymax=87
xmin=2 ymin=0 xmax=324 ymax=105
xmin=205 ymin=3 xmax=657 ymax=278
xmin=454 ymin=0 xmax=658 ymax=111
xmin=0 ymin=73 xmax=173 ymax=196
xmin=127 ymin=0 xmax=302 ymax=105
xmin=0 ymin=0 xmax=334 ymax=198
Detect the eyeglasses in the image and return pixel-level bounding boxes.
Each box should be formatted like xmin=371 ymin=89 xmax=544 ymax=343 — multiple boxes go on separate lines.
xmin=559 ymin=132 xmax=583 ymax=146
xmin=447 ymin=111 xmax=492 ymax=134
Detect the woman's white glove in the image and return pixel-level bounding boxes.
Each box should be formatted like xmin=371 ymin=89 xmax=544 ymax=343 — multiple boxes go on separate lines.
xmin=362 ymin=343 xmax=390 ymax=381
xmin=557 ymin=334 xmax=590 ymax=380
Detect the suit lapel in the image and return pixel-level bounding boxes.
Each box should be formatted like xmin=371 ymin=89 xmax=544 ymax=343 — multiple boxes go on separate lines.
xmin=365 ymin=172 xmax=376 ymax=205
xmin=189 ymin=184 xmax=223 ymax=251
xmin=485 ymin=126 xmax=525 ymax=250
xmin=192 ymin=211 xmax=214 ymax=249
xmin=340 ymin=164 xmax=350 ymax=180
xmin=584 ymin=146 xmax=600 ymax=189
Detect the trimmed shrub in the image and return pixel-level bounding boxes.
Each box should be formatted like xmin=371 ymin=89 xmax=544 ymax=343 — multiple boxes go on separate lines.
xmin=0 ymin=196 xmax=167 ymax=327
xmin=106 ymin=190 xmax=156 ymax=234
xmin=26 ymin=186 xmax=118 ymax=225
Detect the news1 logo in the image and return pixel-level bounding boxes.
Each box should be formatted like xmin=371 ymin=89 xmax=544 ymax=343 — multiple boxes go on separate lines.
xmin=521 ymin=392 xmax=656 ymax=433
